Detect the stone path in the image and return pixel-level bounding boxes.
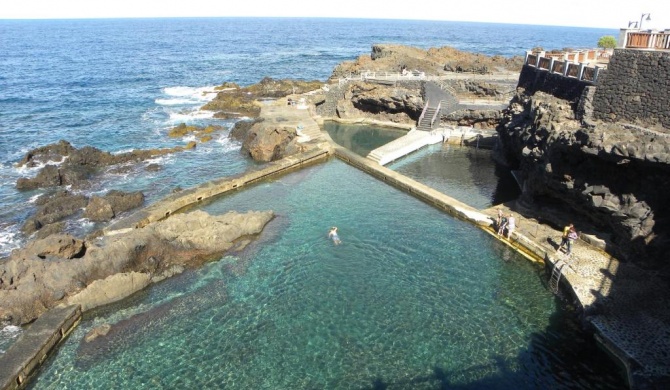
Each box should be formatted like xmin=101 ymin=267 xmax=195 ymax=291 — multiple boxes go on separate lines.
xmin=259 ymin=97 xmax=323 ymax=142
xmin=481 ymin=203 xmax=670 ymax=386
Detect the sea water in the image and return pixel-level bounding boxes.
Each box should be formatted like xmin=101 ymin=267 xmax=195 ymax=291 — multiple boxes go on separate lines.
xmin=0 ymin=17 xmax=616 ymax=256
xmin=28 ymin=161 xmax=625 ymax=389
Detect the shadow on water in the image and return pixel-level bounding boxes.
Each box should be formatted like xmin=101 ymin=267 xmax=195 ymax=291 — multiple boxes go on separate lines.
xmin=360 ymin=303 xmax=626 ymax=390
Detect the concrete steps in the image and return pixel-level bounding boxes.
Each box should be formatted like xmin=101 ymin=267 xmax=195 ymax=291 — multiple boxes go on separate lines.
xmin=296 ymin=123 xmax=323 ymax=142
xmin=417 ymin=107 xmax=437 ymax=131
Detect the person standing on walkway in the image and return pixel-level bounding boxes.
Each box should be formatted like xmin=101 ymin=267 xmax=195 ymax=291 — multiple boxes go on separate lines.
xmin=557 ymin=223 xmax=576 ymax=255
xmin=497 ymin=215 xmax=508 ymax=236
xmin=565 ymin=226 xmax=578 ymax=255
xmin=506 ymin=214 xmax=516 ymax=239
xmin=496 ymin=208 xmax=504 ymax=230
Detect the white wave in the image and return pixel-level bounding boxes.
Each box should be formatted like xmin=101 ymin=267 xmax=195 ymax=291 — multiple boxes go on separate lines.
xmin=74 ymin=218 xmax=95 ymax=229
xmin=155 ymin=98 xmax=194 ymax=106
xmin=28 ymin=194 xmax=42 ymax=203
xmin=162 ymin=86 xmax=218 ymax=102
xmin=0 ymin=228 xmax=22 ymax=257
xmin=111 ymin=148 xmax=135 ymax=155
xmin=168 ymin=110 xmax=215 ymax=122
xmin=0 ymin=325 xmax=22 ymax=353
xmin=144 ymin=155 xmax=174 ymax=165
xmin=0 ymin=325 xmax=21 ymax=336
xmin=215 ymin=135 xmax=241 ymax=153
xmin=13 ymin=155 xmax=69 ymax=174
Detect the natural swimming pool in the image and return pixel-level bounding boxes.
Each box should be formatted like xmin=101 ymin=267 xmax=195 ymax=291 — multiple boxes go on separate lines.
xmin=29 ymin=160 xmax=625 ymax=389
xmin=388 ymin=143 xmax=521 ymax=210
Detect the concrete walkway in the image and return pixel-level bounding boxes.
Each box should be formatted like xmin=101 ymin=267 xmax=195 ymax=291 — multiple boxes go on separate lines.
xmin=367 ymin=129 xmax=442 ymax=165
xmin=480 ymin=203 xmax=670 ymax=387
xmin=259 ymin=97 xmax=323 ymax=142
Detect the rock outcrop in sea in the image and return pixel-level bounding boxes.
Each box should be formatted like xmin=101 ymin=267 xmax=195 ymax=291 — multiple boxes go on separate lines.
xmin=0 ymin=210 xmax=274 ymax=325
xmin=16 ymin=140 xmax=193 ymax=191
xmin=330 ymin=44 xmax=523 ymax=79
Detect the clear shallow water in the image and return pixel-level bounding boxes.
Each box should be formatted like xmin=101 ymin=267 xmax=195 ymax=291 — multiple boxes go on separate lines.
xmin=388 ymin=144 xmax=521 ymax=210
xmin=30 ymin=161 xmax=625 ymax=389
xmin=324 ymin=121 xmax=408 ymax=157
xmin=0 ymin=18 xmax=616 ymax=255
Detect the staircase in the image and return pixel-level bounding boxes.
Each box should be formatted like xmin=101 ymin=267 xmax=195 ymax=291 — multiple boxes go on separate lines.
xmin=417 ymin=106 xmax=438 ymax=131
xmin=295 ymin=122 xmax=322 ymax=142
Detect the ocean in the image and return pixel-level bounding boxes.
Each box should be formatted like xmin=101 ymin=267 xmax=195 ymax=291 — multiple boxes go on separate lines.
xmin=0 ymin=17 xmax=616 ymax=256
xmin=0 ymin=18 xmax=627 ymax=389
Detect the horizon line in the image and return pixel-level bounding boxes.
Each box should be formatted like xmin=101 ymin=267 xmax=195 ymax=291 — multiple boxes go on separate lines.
xmin=0 ymin=15 xmax=622 ymax=30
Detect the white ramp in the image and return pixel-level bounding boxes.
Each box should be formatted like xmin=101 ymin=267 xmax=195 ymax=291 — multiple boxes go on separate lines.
xmin=367 ymin=129 xmax=442 ymax=165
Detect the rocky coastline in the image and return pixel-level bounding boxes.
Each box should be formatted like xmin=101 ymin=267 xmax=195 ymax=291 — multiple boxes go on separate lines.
xmin=2 ymin=43 xmax=669 ymax=388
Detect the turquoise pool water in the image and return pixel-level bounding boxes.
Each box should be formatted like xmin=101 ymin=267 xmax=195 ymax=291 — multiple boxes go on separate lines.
xmin=324 ymin=122 xmax=408 ymax=157
xmin=29 ymin=160 xmax=624 ymax=389
xmin=388 ymin=144 xmax=521 ymax=210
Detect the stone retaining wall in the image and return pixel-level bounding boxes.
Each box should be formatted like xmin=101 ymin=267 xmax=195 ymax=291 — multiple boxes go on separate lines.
xmin=592 ymin=49 xmax=670 ymax=129
xmin=105 ymin=146 xmax=331 ymax=233
xmin=0 ymin=305 xmax=81 ymax=390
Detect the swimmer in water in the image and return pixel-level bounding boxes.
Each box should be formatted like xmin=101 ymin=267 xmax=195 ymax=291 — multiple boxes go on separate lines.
xmin=328 ymin=226 xmax=341 ymax=245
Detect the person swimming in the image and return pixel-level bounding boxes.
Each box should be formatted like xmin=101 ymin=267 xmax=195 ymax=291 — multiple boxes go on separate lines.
xmin=328 ymin=227 xmax=341 ymax=245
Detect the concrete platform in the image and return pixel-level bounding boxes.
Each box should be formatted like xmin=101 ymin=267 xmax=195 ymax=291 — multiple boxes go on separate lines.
xmin=367 ymin=129 xmax=442 ymax=165
xmin=0 ymin=305 xmax=81 ymax=390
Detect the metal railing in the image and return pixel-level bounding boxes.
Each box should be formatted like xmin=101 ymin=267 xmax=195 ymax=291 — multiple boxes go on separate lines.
xmin=418 ymin=99 xmax=429 ymax=127
xmin=430 ymin=101 xmax=441 ymax=127
xmin=339 ymin=70 xmax=426 ymax=84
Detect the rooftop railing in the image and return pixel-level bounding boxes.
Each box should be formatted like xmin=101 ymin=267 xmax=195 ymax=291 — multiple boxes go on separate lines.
xmin=618 ymin=29 xmax=670 ymax=50
xmin=524 ymin=51 xmax=604 ymax=84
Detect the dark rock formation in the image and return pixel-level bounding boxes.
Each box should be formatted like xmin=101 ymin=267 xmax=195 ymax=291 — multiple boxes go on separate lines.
xmin=0 ymin=210 xmax=274 ymax=325
xmin=444 ymin=109 xmax=504 ymax=128
xmin=241 ymin=122 xmax=304 ymax=162
xmin=23 ymin=234 xmax=86 ymax=259
xmin=229 ymin=118 xmax=263 ymax=141
xmin=22 ymin=191 xmax=88 ymax=234
xmin=316 ymin=81 xmax=422 ymax=124
xmin=168 ymin=123 xmax=224 ymax=143
xmin=16 ymin=140 xmax=192 ymax=191
xmin=22 ymin=190 xmax=145 ymax=235
xmin=17 ymin=140 xmax=76 ymax=168
xmin=83 ymin=191 xmax=144 ymax=222
xmin=497 ymin=91 xmax=670 ymax=266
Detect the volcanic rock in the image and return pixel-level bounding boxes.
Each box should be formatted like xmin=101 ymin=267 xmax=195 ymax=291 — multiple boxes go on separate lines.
xmin=0 ymin=209 xmax=274 ymax=325
xmin=241 ymin=121 xmax=302 ymax=162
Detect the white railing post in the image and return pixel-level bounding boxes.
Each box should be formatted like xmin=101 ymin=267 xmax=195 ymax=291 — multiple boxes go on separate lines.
xmin=593 ymin=66 xmax=601 ymax=84
xmin=577 ymin=63 xmax=586 ymax=81
xmin=562 ymin=60 xmax=570 ymax=77
xmin=549 ymin=58 xmax=555 ymax=73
